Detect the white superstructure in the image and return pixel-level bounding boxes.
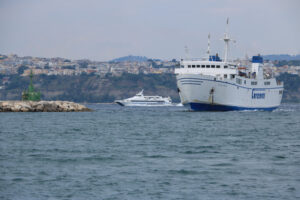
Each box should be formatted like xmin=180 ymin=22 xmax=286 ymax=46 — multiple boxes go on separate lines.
xmin=115 ymin=90 xmax=172 ymax=106
xmin=175 ymin=19 xmax=284 ymax=111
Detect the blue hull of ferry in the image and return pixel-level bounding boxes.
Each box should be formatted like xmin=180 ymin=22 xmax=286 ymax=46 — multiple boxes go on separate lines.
xmin=185 ymin=103 xmax=278 ymax=111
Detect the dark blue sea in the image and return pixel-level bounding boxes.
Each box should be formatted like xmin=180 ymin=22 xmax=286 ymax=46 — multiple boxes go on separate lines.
xmin=1 ymin=104 xmax=300 ymax=200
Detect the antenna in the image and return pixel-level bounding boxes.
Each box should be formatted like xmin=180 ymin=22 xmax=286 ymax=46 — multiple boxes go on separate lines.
xmin=206 ymin=33 xmax=211 ymax=60
xmin=222 ymin=17 xmax=235 ymax=63
xmin=184 ymin=45 xmax=189 ymax=59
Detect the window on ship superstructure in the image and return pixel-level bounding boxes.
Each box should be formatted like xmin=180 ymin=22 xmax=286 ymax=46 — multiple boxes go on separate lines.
xmin=224 ymin=65 xmax=228 ymax=68
xmin=224 ymin=74 xmax=227 ymax=78
xmin=206 ymin=65 xmax=210 ymax=68
xmin=188 ymin=65 xmax=191 ymax=68
xmin=192 ymin=65 xmax=195 ymax=68
xmin=264 ymin=81 xmax=270 ymax=85
xmin=201 ymin=65 xmax=205 ymax=68
xmin=197 ymin=65 xmax=200 ymax=68
xmin=216 ymin=65 xmax=220 ymax=68
xmin=251 ymin=81 xmax=257 ymax=85
xmin=211 ymin=65 xmax=215 ymax=68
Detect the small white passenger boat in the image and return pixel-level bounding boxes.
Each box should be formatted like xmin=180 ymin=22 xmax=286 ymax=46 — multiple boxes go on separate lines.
xmin=115 ymin=90 xmax=172 ymax=106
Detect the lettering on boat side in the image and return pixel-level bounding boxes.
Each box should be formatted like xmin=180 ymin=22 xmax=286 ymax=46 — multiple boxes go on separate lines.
xmin=252 ymin=89 xmax=266 ymax=99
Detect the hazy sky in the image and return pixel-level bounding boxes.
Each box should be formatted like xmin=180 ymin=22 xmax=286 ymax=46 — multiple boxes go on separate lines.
xmin=0 ymin=0 xmax=299 ymax=61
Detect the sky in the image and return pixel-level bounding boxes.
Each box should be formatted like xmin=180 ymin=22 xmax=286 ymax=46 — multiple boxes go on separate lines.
xmin=0 ymin=0 xmax=299 ymax=61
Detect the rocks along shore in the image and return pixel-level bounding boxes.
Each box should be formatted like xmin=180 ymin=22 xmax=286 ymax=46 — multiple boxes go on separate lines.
xmin=0 ymin=101 xmax=91 ymax=112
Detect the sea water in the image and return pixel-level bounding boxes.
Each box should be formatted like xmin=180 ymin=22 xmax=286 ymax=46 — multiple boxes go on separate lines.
xmin=0 ymin=104 xmax=299 ymax=200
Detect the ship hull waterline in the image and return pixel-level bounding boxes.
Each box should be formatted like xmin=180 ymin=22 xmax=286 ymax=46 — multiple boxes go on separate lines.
xmin=177 ymin=74 xmax=283 ymax=112
xmin=183 ymin=102 xmax=278 ymax=111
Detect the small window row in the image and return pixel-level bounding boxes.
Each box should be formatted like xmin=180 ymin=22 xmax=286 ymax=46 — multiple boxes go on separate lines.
xmin=187 ymin=65 xmax=221 ymax=68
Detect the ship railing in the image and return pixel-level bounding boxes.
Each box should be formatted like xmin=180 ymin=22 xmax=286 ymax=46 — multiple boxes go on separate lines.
xmin=180 ymin=58 xmax=206 ymax=61
xmin=181 ymin=58 xmax=236 ymax=63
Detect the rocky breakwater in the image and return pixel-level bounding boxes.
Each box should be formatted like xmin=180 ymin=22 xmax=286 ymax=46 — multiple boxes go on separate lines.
xmin=0 ymin=101 xmax=92 ymax=112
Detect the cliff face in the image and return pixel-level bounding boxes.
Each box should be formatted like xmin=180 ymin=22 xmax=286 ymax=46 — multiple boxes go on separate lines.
xmin=277 ymin=73 xmax=300 ymax=103
xmin=0 ymin=73 xmax=299 ymax=103
xmin=0 ymin=74 xmax=179 ymax=103
xmin=0 ymin=101 xmax=91 ymax=112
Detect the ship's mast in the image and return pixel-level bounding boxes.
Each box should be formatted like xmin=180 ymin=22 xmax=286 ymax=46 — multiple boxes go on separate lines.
xmin=184 ymin=45 xmax=190 ymax=59
xmin=223 ymin=18 xmax=235 ymax=63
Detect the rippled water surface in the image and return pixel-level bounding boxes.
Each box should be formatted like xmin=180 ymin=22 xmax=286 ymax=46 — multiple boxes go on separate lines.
xmin=1 ymin=104 xmax=300 ymax=200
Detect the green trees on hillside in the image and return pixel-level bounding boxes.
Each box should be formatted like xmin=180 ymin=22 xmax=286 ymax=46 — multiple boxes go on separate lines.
xmin=1 ymin=73 xmax=299 ymax=103
xmin=0 ymin=73 xmax=179 ymax=102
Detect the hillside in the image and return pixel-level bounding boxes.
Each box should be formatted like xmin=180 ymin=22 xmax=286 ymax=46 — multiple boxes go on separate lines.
xmin=0 ymin=73 xmax=299 ymax=103
xmin=110 ymin=55 xmax=149 ymax=62
xmin=0 ymin=73 xmax=179 ymax=103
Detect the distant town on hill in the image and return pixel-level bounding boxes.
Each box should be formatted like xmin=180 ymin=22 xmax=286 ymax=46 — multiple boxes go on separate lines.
xmin=262 ymin=54 xmax=300 ymax=61
xmin=0 ymin=53 xmax=300 ymax=103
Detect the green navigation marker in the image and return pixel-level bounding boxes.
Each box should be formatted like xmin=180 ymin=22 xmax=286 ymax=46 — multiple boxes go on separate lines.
xmin=22 ymin=70 xmax=41 ymax=101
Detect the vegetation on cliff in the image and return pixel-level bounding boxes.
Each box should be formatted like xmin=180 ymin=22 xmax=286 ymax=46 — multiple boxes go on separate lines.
xmin=0 ymin=73 xmax=179 ymax=103
xmin=0 ymin=73 xmax=299 ymax=103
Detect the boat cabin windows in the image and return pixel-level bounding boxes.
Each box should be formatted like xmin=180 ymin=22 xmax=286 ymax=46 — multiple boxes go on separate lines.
xmin=197 ymin=65 xmax=200 ymax=68
xmin=188 ymin=65 xmax=191 ymax=68
xmin=236 ymin=78 xmax=242 ymax=84
xmin=180 ymin=65 xmax=184 ymax=68
xmin=244 ymin=80 xmax=246 ymax=84
xmin=206 ymin=65 xmax=210 ymax=68
xmin=216 ymin=65 xmax=220 ymax=68
xmin=201 ymin=65 xmax=205 ymax=68
xmin=224 ymin=74 xmax=228 ymax=79
xmin=211 ymin=65 xmax=215 ymax=68
xmin=251 ymin=81 xmax=257 ymax=85
xmin=224 ymin=65 xmax=228 ymax=69
xmin=264 ymin=81 xmax=270 ymax=85
xmin=192 ymin=65 xmax=195 ymax=68
xmin=231 ymin=74 xmax=235 ymax=79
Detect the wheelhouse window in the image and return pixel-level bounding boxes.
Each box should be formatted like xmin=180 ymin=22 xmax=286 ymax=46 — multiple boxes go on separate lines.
xmin=206 ymin=65 xmax=210 ymax=68
xmin=188 ymin=65 xmax=191 ymax=68
xmin=264 ymin=81 xmax=270 ymax=85
xmin=197 ymin=65 xmax=200 ymax=68
xmin=251 ymin=81 xmax=257 ymax=85
xmin=216 ymin=65 xmax=220 ymax=68
xmin=201 ymin=65 xmax=205 ymax=68
xmin=192 ymin=65 xmax=195 ymax=68
xmin=224 ymin=65 xmax=228 ymax=69
xmin=224 ymin=74 xmax=227 ymax=78
xmin=211 ymin=65 xmax=215 ymax=68
xmin=180 ymin=65 xmax=184 ymax=68
xmin=244 ymin=80 xmax=246 ymax=84
xmin=231 ymin=74 xmax=235 ymax=79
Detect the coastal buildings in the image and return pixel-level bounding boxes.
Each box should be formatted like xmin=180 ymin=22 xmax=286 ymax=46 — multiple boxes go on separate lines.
xmin=0 ymin=54 xmax=299 ymax=77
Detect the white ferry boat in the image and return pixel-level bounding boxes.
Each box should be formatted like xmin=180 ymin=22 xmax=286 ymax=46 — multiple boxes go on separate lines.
xmin=115 ymin=90 xmax=172 ymax=106
xmin=175 ymin=20 xmax=284 ymax=111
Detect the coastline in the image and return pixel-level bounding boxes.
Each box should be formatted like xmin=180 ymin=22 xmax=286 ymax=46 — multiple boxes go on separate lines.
xmin=0 ymin=101 xmax=92 ymax=112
